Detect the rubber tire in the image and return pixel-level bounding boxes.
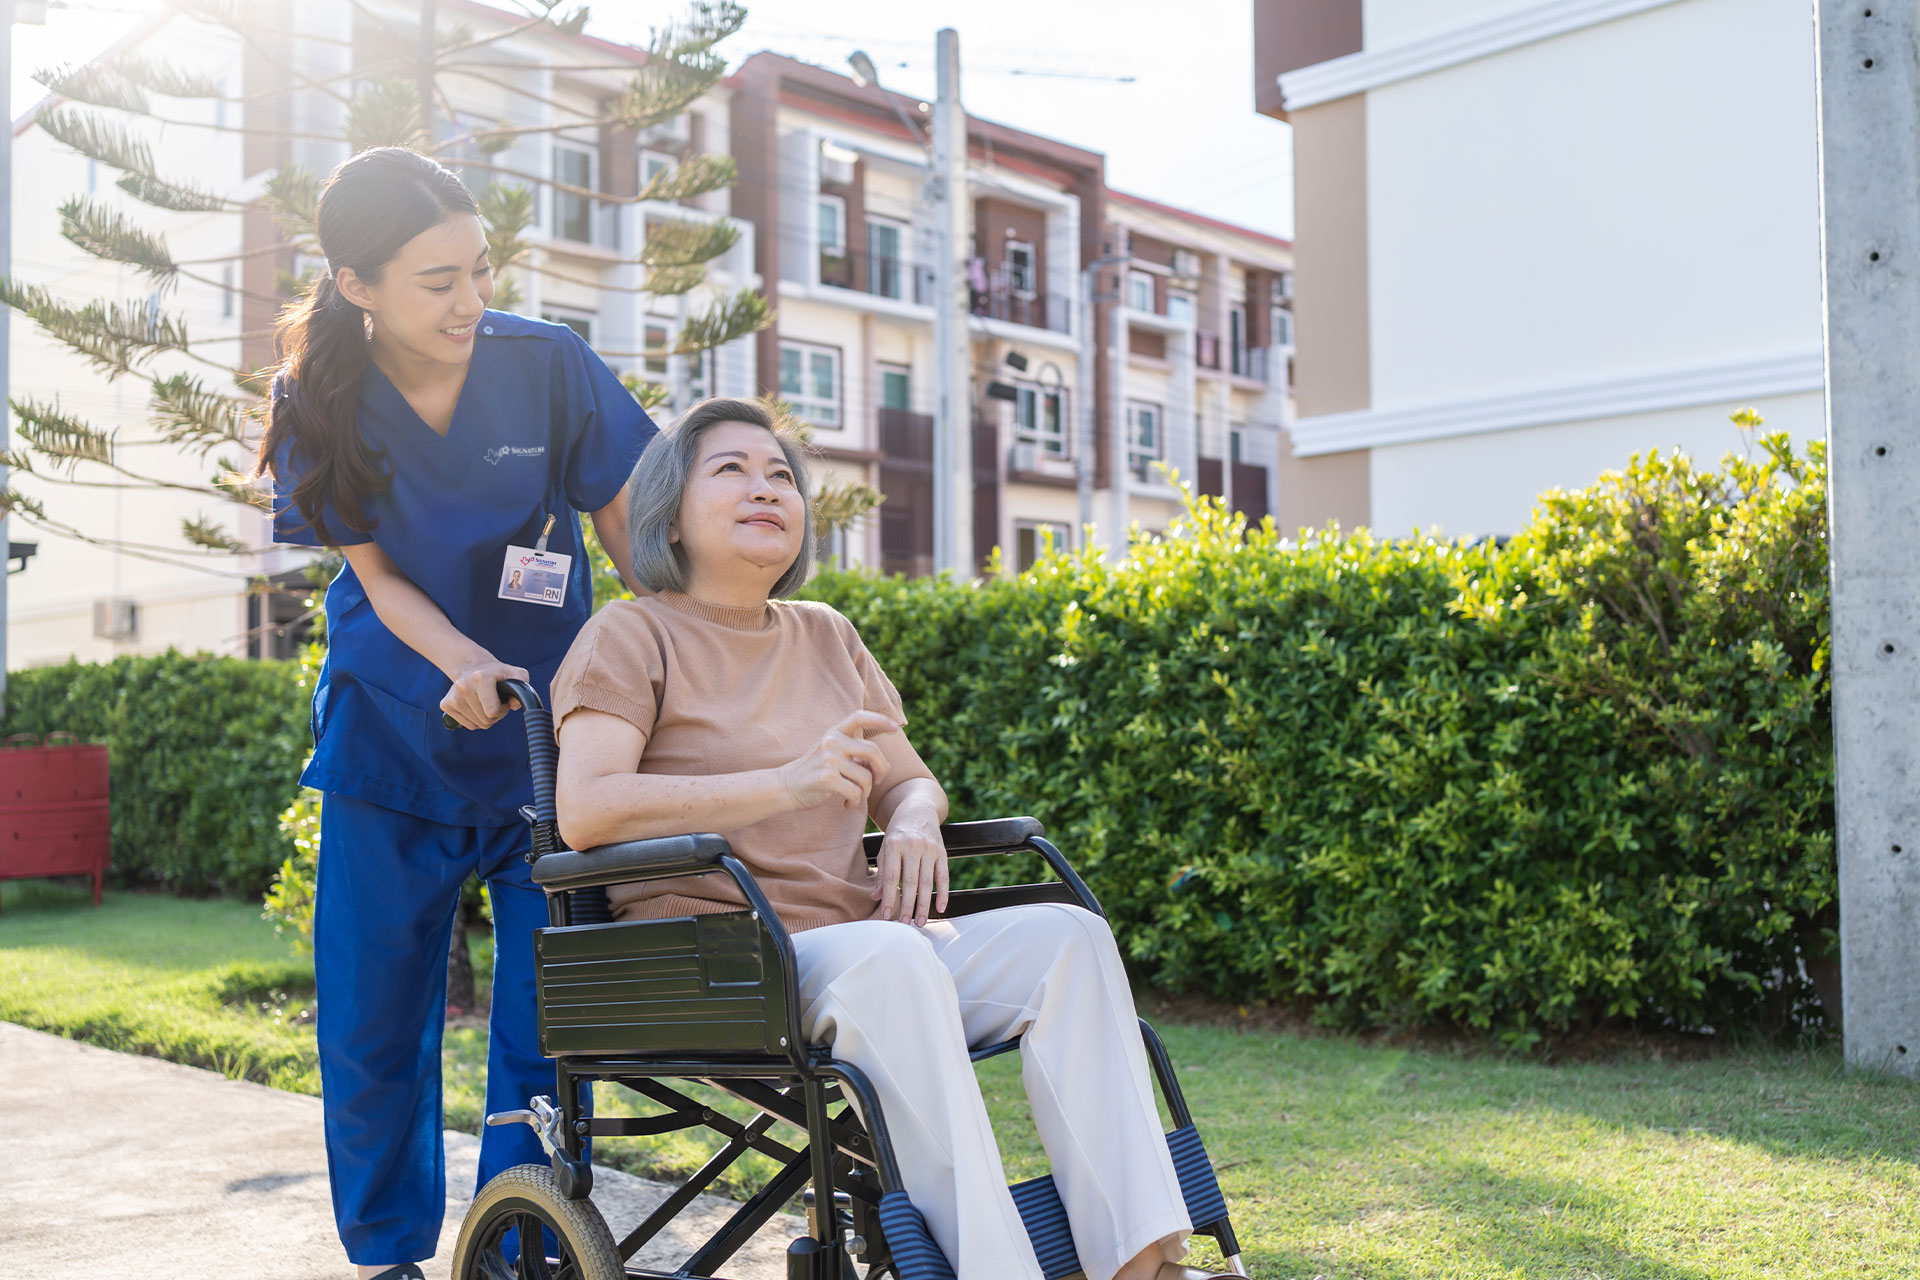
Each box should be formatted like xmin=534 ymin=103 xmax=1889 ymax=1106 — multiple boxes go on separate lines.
xmin=452 ymin=1162 xmax=623 ymax=1280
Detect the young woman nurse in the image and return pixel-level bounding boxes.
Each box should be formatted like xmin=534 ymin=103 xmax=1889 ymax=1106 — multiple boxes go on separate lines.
xmin=256 ymin=147 xmax=656 ymax=1280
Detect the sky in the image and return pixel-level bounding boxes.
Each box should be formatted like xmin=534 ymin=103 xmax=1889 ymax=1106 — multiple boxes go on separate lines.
xmin=8 ymin=0 xmax=1294 ymax=240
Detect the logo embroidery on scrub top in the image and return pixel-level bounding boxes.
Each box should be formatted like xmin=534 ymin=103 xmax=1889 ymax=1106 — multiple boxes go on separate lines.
xmin=483 ymin=445 xmax=547 ymax=465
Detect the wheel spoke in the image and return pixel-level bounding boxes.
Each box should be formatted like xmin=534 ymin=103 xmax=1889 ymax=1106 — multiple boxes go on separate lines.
xmin=517 ymin=1211 xmax=553 ymax=1280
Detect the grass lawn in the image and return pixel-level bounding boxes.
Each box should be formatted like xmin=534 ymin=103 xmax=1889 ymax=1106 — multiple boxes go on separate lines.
xmin=5 ymin=883 xmax=1918 ymax=1278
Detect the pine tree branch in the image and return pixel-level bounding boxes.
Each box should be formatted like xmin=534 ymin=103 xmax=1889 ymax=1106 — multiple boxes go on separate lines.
xmin=618 ymin=373 xmax=671 ymax=413
xmin=260 ymin=166 xmax=320 ymax=250
xmin=346 ymin=76 xmax=429 ymax=153
xmin=149 ymin=372 xmax=258 ymax=458
xmin=109 ymin=50 xmax=226 ymax=100
xmin=0 ymin=273 xmax=192 ymax=378
xmin=182 ymin=514 xmax=249 ymax=553
xmin=638 ymin=154 xmax=736 ymax=204
xmin=36 ymin=107 xmax=236 ymax=212
xmin=673 ymin=288 xmax=774 ymax=355
xmin=8 ymin=397 xmax=114 ymax=472
xmin=641 ymin=216 xmax=739 ymax=269
xmin=59 ymin=197 xmax=176 ymax=284
xmin=32 ymin=61 xmax=150 ymax=114
xmin=643 ymin=264 xmax=707 ymax=297
xmin=164 ymin=0 xmax=356 ymax=106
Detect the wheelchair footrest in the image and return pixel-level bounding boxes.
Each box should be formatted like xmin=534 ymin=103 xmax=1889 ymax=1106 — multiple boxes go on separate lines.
xmin=879 ymin=1124 xmax=1232 ymax=1280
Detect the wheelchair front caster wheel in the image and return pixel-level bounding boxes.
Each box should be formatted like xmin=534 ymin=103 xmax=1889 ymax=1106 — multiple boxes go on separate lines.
xmin=452 ymin=1163 xmax=622 ymax=1280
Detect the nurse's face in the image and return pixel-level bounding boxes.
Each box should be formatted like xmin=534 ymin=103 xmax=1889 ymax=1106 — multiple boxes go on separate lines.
xmin=337 ymin=214 xmax=494 ymax=367
xmin=671 ymin=423 xmax=806 ymax=590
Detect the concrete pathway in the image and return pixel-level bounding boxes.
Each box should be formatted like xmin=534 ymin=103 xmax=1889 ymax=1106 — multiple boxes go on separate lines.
xmin=0 ymin=1022 xmax=804 ymax=1279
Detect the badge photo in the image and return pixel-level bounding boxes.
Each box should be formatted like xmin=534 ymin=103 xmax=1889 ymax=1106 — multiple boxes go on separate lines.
xmin=498 ymin=544 xmax=572 ymax=607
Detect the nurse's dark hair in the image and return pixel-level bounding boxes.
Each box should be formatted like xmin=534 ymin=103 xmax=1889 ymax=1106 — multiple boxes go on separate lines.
xmin=628 ymin=398 xmax=815 ymax=598
xmin=252 ymin=147 xmax=479 ymax=545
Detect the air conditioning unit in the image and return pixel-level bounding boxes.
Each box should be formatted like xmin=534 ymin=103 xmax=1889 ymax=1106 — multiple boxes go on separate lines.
xmin=1009 ymin=442 xmax=1040 ymax=473
xmin=1273 ymin=271 xmax=1293 ymax=304
xmin=92 ymin=598 xmax=137 ymax=641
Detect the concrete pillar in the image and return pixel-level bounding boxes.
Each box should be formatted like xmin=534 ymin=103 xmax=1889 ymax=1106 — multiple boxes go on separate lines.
xmin=1816 ymin=1 xmax=1920 ymax=1077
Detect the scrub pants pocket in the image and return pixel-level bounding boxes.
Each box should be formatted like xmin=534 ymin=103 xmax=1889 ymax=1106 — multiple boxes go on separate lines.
xmin=314 ymin=793 xmax=566 ymax=1266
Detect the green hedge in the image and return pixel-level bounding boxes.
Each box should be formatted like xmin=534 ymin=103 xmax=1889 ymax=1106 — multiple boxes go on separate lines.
xmin=801 ymin=423 xmax=1832 ymax=1046
xmin=3 ymin=651 xmax=309 ymax=896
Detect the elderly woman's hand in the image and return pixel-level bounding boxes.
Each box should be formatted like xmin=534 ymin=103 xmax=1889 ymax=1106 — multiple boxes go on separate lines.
xmin=874 ymin=802 xmax=948 ymax=926
xmin=779 ymin=710 xmax=898 ymax=811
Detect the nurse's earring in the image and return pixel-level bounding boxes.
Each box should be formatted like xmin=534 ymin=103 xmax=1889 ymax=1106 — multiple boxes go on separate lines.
xmin=362 ymin=309 xmax=374 ymax=342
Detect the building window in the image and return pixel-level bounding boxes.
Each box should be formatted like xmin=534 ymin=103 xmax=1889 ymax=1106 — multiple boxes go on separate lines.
xmin=541 ymin=310 xmax=594 ymax=343
xmin=640 ymin=148 xmax=674 ymax=193
xmin=553 ymin=145 xmax=594 ymax=242
xmin=1006 ymin=241 xmax=1036 ymax=296
xmin=779 ymin=340 xmax=841 ymax=427
xmin=221 ymin=265 xmax=234 ymax=319
xmin=1128 ymin=270 xmax=1155 ymax=313
xmin=1013 ymin=383 xmax=1068 ymax=457
xmin=1230 ymin=426 xmax=1245 ymax=464
xmin=867 ymin=217 xmax=905 ymax=300
xmin=644 ymin=323 xmax=670 ymax=376
xmin=1228 ymin=304 xmax=1248 ymax=375
xmin=1166 ymin=291 xmax=1194 ymax=326
xmin=880 ymin=364 xmax=911 ymax=411
xmin=1014 ymin=521 xmax=1072 ymax=573
xmin=1126 ymin=400 xmax=1162 ymax=482
xmin=1272 ymin=307 xmax=1295 ymax=348
xmin=818 ymin=194 xmax=846 ymax=254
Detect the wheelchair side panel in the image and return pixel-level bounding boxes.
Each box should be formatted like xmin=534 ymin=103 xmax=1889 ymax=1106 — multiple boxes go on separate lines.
xmin=535 ymin=912 xmax=790 ymax=1058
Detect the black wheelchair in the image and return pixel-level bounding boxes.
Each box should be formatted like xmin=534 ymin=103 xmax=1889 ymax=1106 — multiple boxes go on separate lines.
xmin=449 ymin=680 xmax=1248 ymax=1280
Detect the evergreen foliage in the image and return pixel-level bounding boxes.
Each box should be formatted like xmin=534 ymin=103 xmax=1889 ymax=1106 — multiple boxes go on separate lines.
xmin=798 ymin=424 xmax=1832 ymax=1045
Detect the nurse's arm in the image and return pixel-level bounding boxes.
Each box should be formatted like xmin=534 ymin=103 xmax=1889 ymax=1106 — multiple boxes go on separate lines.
xmin=555 ymin=707 xmax=796 ymax=849
xmin=590 ymin=484 xmax=646 ymax=597
xmin=340 ymin=541 xmax=528 ymax=730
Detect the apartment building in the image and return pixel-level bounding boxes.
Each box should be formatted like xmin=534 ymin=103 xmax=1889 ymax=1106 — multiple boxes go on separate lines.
xmin=7 ymin=12 xmax=1295 ymax=667
xmin=7 ymin=0 xmax=756 ymax=666
xmin=1255 ymin=0 xmax=1823 ymax=537
xmin=726 ymin=53 xmax=1296 ymax=577
xmin=1107 ymin=191 xmax=1293 ymax=544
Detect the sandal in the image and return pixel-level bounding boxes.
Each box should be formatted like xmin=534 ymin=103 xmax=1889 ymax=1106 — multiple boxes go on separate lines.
xmin=366 ymin=1267 xmax=426 ymax=1280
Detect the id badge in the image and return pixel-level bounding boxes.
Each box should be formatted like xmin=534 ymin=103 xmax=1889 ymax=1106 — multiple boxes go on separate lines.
xmin=498 ymin=544 xmax=571 ymax=607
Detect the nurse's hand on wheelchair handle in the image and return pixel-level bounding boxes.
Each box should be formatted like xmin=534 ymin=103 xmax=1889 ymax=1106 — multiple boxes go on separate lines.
xmin=776 ymin=710 xmax=897 ymax=812
xmin=440 ymin=659 xmax=531 ymax=731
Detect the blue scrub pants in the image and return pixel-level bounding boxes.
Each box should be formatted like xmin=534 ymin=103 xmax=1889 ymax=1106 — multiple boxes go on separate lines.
xmin=315 ymin=793 xmax=559 ymax=1266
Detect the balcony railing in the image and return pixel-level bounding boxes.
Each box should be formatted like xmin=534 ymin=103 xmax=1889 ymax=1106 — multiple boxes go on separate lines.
xmin=972 ymin=284 xmax=1071 ymax=335
xmin=818 ymin=246 xmax=937 ymax=305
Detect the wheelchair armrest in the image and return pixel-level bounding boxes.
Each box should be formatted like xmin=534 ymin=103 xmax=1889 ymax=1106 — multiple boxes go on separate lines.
xmin=531 ymin=832 xmax=733 ymax=892
xmin=861 ymin=815 xmax=1046 ymax=863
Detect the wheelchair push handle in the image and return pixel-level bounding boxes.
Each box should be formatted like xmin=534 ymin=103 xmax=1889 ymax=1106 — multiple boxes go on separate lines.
xmin=439 ymin=677 xmax=544 ymax=731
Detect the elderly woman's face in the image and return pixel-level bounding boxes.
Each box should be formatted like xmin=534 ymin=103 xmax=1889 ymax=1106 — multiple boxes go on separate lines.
xmin=670 ymin=422 xmax=805 ymax=582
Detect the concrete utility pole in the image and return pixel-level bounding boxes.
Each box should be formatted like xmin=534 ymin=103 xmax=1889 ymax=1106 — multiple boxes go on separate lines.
xmin=1816 ymin=1 xmax=1920 ymax=1078
xmin=930 ymin=28 xmax=971 ymax=576
xmin=1 ymin=0 xmax=26 ymax=716
xmin=1078 ymin=250 xmax=1126 ymax=544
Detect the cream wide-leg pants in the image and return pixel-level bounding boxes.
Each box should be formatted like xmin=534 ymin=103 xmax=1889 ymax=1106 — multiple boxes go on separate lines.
xmin=790 ymin=903 xmax=1193 ymax=1280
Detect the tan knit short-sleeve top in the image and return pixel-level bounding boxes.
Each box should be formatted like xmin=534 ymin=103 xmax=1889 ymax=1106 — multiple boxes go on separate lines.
xmin=548 ymin=591 xmax=931 ymax=931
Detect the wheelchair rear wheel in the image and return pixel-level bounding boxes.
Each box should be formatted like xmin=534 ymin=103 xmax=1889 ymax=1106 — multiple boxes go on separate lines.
xmin=452 ymin=1163 xmax=623 ymax=1280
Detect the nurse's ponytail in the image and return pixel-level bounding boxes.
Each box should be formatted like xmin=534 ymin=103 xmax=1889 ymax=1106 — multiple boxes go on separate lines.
xmin=254 ymin=147 xmax=479 ymax=546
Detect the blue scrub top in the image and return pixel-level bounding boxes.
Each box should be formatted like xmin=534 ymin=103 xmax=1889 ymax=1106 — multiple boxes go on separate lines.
xmin=272 ymin=311 xmax=656 ymax=826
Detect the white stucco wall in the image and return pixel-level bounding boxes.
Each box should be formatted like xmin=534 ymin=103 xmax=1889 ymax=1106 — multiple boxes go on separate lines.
xmin=1369 ymin=387 xmax=1823 ymax=538
xmin=1364 ymin=0 xmax=1820 ymax=412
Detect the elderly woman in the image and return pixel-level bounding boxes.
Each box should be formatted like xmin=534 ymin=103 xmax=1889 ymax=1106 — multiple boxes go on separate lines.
xmin=549 ymin=398 xmax=1231 ymax=1280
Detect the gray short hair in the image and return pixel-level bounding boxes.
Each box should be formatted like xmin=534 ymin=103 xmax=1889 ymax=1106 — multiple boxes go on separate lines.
xmin=627 ymin=397 xmax=816 ymax=597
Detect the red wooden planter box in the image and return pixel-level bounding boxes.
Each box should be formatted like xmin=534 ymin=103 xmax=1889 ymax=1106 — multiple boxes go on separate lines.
xmin=0 ymin=733 xmax=110 ymax=911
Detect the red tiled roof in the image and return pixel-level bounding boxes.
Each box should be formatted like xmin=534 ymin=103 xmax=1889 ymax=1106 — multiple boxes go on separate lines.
xmin=1108 ymin=188 xmax=1292 ymax=249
